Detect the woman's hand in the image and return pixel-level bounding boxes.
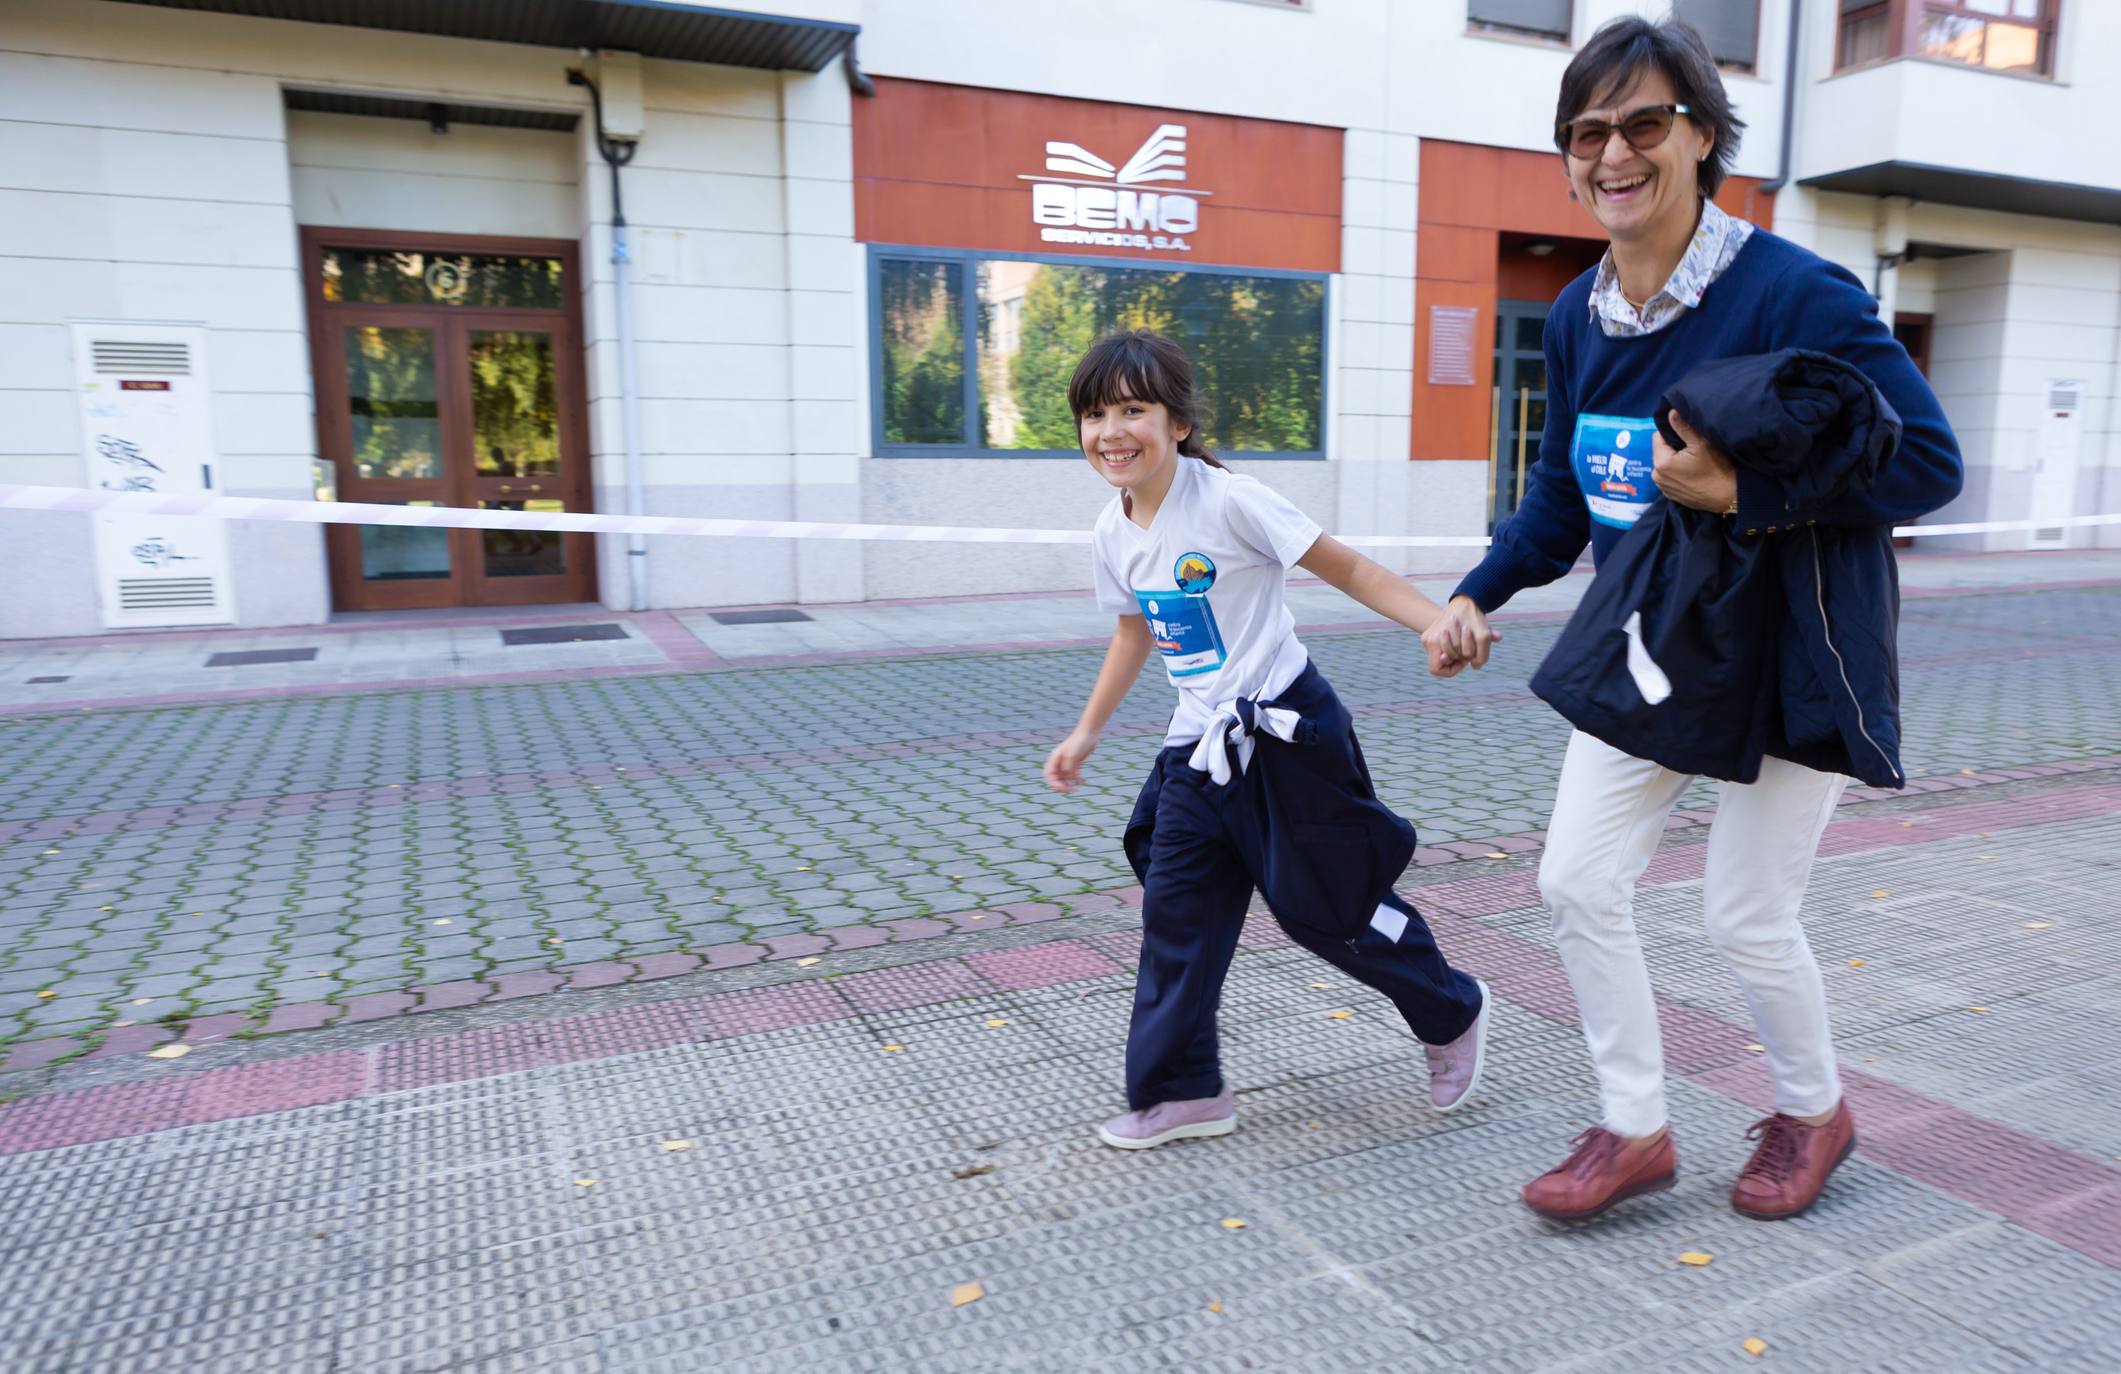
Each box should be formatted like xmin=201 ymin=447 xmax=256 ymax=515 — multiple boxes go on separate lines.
xmin=1652 ymin=411 xmax=1740 ymax=513
xmin=1043 ymin=729 xmax=1100 ymax=792
xmin=1422 ymin=595 xmax=1502 ymax=678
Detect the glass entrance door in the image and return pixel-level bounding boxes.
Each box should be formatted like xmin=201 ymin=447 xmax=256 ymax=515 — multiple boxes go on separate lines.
xmin=1491 ymin=298 xmax=1550 ymax=531
xmin=306 ymin=233 xmax=593 ymax=611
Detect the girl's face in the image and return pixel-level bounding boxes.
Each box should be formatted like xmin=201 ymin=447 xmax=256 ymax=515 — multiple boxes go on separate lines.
xmin=1562 ymin=66 xmax=1710 ymax=245
xmin=1080 ymin=391 xmax=1188 ymax=494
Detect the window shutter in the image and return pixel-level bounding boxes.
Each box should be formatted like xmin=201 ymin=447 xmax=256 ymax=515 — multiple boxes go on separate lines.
xmin=1467 ymin=0 xmax=1573 ymax=41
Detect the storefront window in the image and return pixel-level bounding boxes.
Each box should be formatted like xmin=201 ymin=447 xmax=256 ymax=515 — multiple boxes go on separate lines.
xmin=877 ymin=258 xmax=966 ymax=445
xmin=875 ymin=250 xmax=1326 ymax=457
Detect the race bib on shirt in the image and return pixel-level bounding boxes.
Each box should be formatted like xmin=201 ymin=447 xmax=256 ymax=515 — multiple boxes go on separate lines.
xmin=1134 ymin=589 xmax=1227 ymax=678
xmin=1571 ymin=413 xmax=1658 ymax=528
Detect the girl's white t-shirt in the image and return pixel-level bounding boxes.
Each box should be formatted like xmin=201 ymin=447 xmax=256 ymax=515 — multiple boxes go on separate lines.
xmin=1090 ymin=456 xmax=1323 ymax=747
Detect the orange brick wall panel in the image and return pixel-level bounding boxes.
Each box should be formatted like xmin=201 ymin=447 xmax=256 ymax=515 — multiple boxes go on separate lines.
xmin=854 ymin=77 xmax=1342 ymax=272
xmin=1411 ymin=277 xmax=1501 ymax=462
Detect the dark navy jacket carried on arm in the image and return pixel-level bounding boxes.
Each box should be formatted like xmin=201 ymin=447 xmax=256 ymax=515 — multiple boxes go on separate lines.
xmin=1453 ymin=230 xmax=1963 ymax=790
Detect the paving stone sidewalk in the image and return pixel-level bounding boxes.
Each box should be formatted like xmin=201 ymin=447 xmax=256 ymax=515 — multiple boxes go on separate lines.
xmin=2 ymin=580 xmax=2118 ymax=1064
xmin=0 ymin=776 xmax=2114 ymax=1372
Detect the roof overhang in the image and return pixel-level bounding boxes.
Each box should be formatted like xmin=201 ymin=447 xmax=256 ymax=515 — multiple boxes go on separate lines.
xmin=107 ymin=1 xmax=859 ymax=72
xmin=1799 ymin=161 xmax=2121 ymax=229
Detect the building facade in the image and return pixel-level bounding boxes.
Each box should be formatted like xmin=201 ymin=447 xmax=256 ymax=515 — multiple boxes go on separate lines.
xmin=0 ymin=0 xmax=2113 ymax=638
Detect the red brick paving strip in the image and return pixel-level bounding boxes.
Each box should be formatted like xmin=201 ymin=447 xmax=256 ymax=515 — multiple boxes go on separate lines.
xmin=1 ymin=776 xmax=2115 ymax=1271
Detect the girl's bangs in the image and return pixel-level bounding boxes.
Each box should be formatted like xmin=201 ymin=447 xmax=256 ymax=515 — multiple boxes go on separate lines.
xmin=1070 ymin=341 xmax=1173 ymax=416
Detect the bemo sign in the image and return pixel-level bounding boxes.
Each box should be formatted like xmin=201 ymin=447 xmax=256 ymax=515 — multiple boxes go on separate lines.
xmin=1025 ymin=123 xmax=1202 ymax=254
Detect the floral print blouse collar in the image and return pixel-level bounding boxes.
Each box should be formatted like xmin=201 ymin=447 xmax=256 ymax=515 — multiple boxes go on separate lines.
xmin=1587 ymin=199 xmax=1755 ymax=339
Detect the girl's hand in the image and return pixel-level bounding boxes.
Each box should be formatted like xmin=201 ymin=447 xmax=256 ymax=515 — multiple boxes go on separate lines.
xmin=1044 ymin=730 xmax=1100 ymax=792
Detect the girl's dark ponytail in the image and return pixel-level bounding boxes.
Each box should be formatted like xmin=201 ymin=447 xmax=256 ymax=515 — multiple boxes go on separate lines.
xmin=1176 ymin=428 xmax=1228 ymax=471
xmin=1069 ymin=329 xmax=1227 ymax=469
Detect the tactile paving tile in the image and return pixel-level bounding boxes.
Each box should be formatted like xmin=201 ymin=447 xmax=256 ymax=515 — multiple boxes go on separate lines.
xmin=331 ymin=1240 xmax=594 ymax=1374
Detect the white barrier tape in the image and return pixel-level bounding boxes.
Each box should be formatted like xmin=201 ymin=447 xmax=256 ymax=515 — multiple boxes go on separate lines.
xmin=3 ymin=484 xmax=2117 ymax=548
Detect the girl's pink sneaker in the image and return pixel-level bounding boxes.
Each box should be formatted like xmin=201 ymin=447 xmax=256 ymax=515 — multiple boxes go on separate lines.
xmin=1097 ymin=1086 xmax=1237 ymax=1150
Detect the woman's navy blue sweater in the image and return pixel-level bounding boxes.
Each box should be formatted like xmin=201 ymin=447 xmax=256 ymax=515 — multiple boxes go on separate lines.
xmin=1455 ymin=229 xmax=1963 ymax=613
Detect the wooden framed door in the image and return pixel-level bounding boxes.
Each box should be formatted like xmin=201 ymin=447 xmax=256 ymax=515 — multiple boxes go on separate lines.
xmin=304 ymin=228 xmax=596 ymax=611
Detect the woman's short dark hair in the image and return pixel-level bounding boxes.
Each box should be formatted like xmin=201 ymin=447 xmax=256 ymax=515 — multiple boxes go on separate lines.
xmin=1555 ymin=15 xmax=1745 ymax=199
xmin=1068 ymin=330 xmax=1226 ymax=469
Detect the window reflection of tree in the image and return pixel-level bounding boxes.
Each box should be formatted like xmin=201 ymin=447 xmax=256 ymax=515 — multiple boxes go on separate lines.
xmin=471 ymin=332 xmax=558 ymax=478
xmin=879 ymin=261 xmax=964 ymax=444
xmin=1001 ymin=264 xmax=1324 ymax=452
xmin=345 ymin=327 xmax=440 ymax=480
xmin=322 ymin=250 xmax=563 ymax=308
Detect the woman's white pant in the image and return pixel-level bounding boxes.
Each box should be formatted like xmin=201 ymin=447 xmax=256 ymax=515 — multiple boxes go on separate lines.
xmin=1539 ymin=730 xmax=1847 ymax=1137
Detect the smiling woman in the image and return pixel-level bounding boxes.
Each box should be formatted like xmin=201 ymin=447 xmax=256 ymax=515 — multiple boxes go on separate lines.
xmin=1424 ymin=14 xmax=1965 ymax=1230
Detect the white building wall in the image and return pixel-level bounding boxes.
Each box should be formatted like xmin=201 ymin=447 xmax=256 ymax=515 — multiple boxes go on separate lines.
xmin=287 ymin=112 xmax=580 ymax=239
xmin=0 ymin=14 xmax=324 ymax=638
xmin=575 ymin=55 xmax=864 ymax=611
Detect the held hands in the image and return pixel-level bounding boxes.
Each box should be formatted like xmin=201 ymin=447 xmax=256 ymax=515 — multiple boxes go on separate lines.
xmin=1422 ymin=596 xmax=1502 ymax=678
xmin=1651 ymin=411 xmax=1740 ymax=514
xmin=1043 ymin=729 xmax=1099 ymax=793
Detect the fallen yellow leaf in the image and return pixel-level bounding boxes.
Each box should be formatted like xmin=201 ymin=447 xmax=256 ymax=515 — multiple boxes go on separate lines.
xmin=660 ymin=1139 xmax=694 ymax=1152
xmin=1977 ymin=855 xmax=1997 ymax=861
xmin=1327 ymin=1010 xmax=1354 ymax=1020
xmin=131 ymin=998 xmax=153 ymax=1006
xmin=433 ymin=918 xmax=451 ymax=926
xmin=1870 ymin=890 xmax=1889 ymax=900
xmin=546 ymin=937 xmax=564 ymax=946
xmin=1848 ymin=959 xmax=1866 ymax=968
xmin=795 ymin=957 xmax=821 ymax=967
xmin=950 ymin=1280 xmax=984 ymax=1308
xmin=881 ymin=1043 xmax=904 ymax=1053
xmin=2024 ymin=922 xmax=2051 ymax=930
xmin=1483 ymin=852 xmax=1508 ymax=859
xmin=574 ymin=1178 xmax=599 ymax=1188
xmin=984 ymin=1018 xmax=1008 ymax=1028
xmin=1679 ymin=1251 xmax=1714 ymax=1266
xmin=1743 ymin=1337 xmax=1768 ymax=1357
xmin=1309 ymin=982 xmax=1331 ymax=990
xmin=1745 ymin=1043 xmax=1765 ymax=1053
xmin=1307 ymin=1121 xmax=1323 ymax=1130
xmin=1968 ymin=1006 xmax=1988 ymax=1014
xmin=1220 ymin=1218 xmax=1247 ymax=1231
xmin=1207 ymin=1300 xmax=1224 ymax=1314
xmin=146 ymin=1044 xmax=190 ymax=1060
xmin=795 ymin=865 xmax=813 ymax=872
xmin=35 ymin=990 xmax=55 ymax=999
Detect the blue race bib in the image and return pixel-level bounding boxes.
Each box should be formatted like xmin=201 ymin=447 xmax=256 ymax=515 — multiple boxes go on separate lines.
xmin=1135 ymin=589 xmax=1227 ymax=678
xmin=1571 ymin=413 xmax=1658 ymax=528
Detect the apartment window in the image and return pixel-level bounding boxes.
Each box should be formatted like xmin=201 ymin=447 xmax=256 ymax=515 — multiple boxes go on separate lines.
xmin=871 ymin=249 xmax=1327 ymax=458
xmin=1837 ymin=0 xmax=2058 ymax=77
xmin=1674 ymin=0 xmax=1761 ymax=71
xmin=1919 ymin=0 xmax=2054 ymax=75
xmin=1468 ymin=0 xmax=1571 ymax=44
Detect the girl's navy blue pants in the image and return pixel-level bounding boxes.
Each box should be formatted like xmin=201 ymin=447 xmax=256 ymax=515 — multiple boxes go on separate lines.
xmin=1120 ymin=664 xmax=1482 ymax=1110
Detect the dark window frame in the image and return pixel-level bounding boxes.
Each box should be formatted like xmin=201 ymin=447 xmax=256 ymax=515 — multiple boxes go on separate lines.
xmin=866 ymin=244 xmax=1332 ymax=461
xmin=1465 ymin=0 xmax=1574 ymax=45
xmin=1836 ymin=0 xmax=2060 ymax=78
xmin=1675 ymin=0 xmax=1763 ymax=73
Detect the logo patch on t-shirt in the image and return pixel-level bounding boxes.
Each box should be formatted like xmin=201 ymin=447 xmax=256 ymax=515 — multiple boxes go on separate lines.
xmin=1173 ymin=551 xmax=1217 ymax=595
xmin=1571 ymin=414 xmax=1659 ymax=528
xmin=1135 ymin=589 xmax=1227 ymax=678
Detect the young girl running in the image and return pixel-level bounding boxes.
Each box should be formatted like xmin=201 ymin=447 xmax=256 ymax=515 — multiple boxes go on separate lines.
xmin=1043 ymin=330 xmax=1494 ymax=1150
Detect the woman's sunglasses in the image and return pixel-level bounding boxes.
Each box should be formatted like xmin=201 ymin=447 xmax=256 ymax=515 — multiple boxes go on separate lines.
xmin=1557 ymin=103 xmax=1692 ymax=160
